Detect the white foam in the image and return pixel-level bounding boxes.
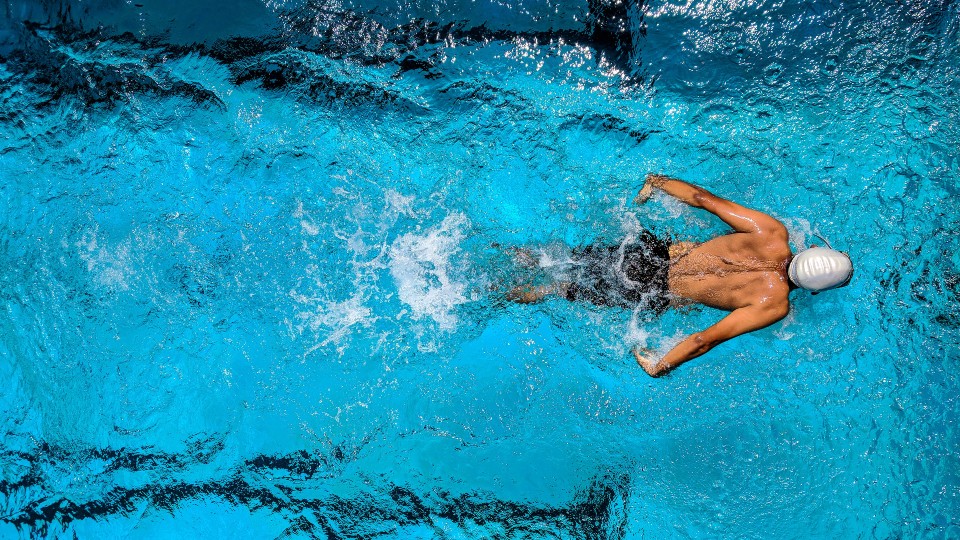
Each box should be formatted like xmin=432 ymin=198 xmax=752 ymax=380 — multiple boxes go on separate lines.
xmin=296 ymin=292 xmax=374 ymax=356
xmin=76 ymin=228 xmax=135 ymax=291
xmin=773 ymin=308 xmax=797 ymax=340
xmin=659 ymin=194 xmax=687 ymax=219
xmin=293 ymin=200 xmax=320 ymax=236
xmin=388 ymin=213 xmax=470 ymax=330
xmin=626 ymin=307 xmax=652 ymax=348
xmin=385 ymin=190 xmax=416 ymax=218
xmin=627 ymin=309 xmax=687 ymax=355
xmin=619 ymin=210 xmax=643 ymax=237
xmin=535 ymin=246 xmax=575 ymax=269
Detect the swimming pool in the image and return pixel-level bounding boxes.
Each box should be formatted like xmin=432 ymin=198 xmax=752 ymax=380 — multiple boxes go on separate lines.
xmin=0 ymin=0 xmax=957 ymax=537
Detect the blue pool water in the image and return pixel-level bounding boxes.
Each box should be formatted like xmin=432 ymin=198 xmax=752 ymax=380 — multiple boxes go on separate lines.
xmin=0 ymin=0 xmax=958 ymax=538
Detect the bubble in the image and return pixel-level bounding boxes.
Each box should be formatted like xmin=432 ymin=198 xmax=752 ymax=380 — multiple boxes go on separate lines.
xmin=821 ymin=55 xmax=839 ymax=75
xmin=763 ymin=62 xmax=784 ymax=86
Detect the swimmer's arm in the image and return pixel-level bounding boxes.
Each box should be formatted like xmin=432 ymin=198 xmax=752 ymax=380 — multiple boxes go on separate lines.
xmin=633 ymin=302 xmax=789 ymax=377
xmin=638 ymin=174 xmax=785 ymax=235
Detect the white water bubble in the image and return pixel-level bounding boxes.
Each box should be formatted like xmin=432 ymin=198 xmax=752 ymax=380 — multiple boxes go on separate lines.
xmin=389 ymin=213 xmax=470 ymax=330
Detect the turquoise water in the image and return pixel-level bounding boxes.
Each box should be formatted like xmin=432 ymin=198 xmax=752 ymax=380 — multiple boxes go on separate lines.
xmin=0 ymin=0 xmax=958 ymax=538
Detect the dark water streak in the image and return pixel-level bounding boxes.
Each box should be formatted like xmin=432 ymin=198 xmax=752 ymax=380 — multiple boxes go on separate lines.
xmin=2 ymin=0 xmax=646 ymax=110
xmin=2 ymin=442 xmax=630 ymax=538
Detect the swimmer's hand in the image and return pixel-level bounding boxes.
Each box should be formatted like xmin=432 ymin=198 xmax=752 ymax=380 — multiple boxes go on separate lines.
xmin=632 ymin=346 xmax=666 ymax=378
xmin=634 ymin=174 xmax=668 ymax=205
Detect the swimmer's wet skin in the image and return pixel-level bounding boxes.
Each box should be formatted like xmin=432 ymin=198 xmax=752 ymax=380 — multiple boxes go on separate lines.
xmin=511 ymin=173 xmax=854 ymax=378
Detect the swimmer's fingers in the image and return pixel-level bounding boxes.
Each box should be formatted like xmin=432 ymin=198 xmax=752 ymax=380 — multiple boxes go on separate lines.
xmin=631 ymin=346 xmax=662 ymax=377
xmin=635 ymin=173 xmax=668 ymax=204
xmin=634 ymin=182 xmax=654 ymax=205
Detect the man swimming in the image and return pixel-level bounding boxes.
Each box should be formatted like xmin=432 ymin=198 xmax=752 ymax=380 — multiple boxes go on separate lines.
xmin=509 ymin=173 xmax=853 ymax=377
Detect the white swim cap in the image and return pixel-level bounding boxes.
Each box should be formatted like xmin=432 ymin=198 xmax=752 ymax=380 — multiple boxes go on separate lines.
xmin=788 ymin=247 xmax=853 ymax=291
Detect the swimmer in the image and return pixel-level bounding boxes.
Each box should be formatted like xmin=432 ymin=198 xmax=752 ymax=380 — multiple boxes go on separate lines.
xmin=508 ymin=174 xmax=853 ymax=377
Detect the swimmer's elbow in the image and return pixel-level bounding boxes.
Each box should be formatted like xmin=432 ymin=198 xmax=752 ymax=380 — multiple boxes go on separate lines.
xmin=766 ymin=302 xmax=790 ymax=322
xmin=690 ymin=189 xmax=709 ymax=208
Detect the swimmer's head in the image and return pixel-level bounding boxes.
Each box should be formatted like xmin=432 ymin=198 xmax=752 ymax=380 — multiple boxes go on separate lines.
xmin=788 ymin=247 xmax=853 ymax=292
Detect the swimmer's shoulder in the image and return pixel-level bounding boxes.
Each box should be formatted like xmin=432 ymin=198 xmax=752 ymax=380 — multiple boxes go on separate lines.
xmin=754 ymin=215 xmax=789 ymax=238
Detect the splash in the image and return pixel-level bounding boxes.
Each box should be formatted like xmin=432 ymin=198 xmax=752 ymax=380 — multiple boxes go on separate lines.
xmin=296 ymin=292 xmax=374 ymax=356
xmin=388 ymin=213 xmax=470 ymax=330
xmin=75 ymin=228 xmax=136 ymax=292
xmin=625 ymin=307 xmax=651 ymax=348
xmin=782 ymin=217 xmax=812 ymax=251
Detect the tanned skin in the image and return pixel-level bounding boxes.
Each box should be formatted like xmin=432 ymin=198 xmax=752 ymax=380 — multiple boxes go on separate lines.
xmin=509 ymin=174 xmax=794 ymax=377
xmin=631 ymin=174 xmax=792 ymax=377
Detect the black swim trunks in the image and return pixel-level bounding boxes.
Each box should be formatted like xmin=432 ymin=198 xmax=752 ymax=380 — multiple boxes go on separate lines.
xmin=564 ymin=231 xmax=672 ymax=312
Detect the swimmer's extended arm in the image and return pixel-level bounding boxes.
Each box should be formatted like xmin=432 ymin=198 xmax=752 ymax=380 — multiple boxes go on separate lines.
xmin=633 ymin=302 xmax=789 ymax=377
xmin=637 ymin=174 xmax=785 ymax=235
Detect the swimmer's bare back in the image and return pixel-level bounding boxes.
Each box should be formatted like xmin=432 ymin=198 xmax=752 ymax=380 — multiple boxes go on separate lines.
xmin=633 ymin=174 xmax=792 ymax=377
